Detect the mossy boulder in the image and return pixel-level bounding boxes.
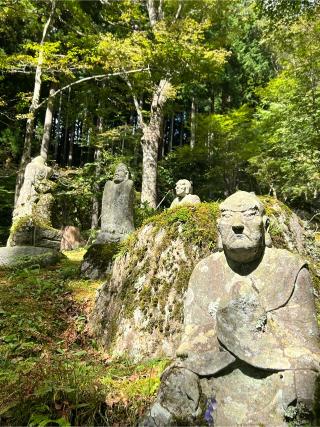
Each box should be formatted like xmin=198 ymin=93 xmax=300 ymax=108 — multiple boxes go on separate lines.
xmin=89 ymin=198 xmax=317 ymax=361
xmin=80 ymin=242 xmax=120 ymax=279
xmin=0 ymin=246 xmax=62 ymax=270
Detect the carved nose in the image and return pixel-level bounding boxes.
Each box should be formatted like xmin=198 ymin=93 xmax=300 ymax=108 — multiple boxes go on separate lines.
xmin=232 ymin=224 xmax=244 ymax=234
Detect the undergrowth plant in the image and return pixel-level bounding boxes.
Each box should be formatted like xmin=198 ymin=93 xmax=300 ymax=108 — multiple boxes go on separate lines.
xmin=0 ymin=250 xmax=169 ymax=426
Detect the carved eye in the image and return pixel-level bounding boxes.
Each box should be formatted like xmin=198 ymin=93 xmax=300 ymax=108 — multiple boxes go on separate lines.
xmin=221 ymin=212 xmax=232 ymax=218
xmin=244 ymin=210 xmax=258 ymax=218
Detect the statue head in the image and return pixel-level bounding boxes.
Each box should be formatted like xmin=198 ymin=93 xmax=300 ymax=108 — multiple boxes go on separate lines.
xmin=113 ymin=163 xmax=129 ymax=184
xmin=217 ymin=191 xmax=270 ymax=264
xmin=175 ymin=179 xmax=192 ymax=198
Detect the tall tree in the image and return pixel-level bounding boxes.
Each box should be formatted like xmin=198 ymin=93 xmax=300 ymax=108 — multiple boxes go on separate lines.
xmin=14 ymin=0 xmax=56 ymax=204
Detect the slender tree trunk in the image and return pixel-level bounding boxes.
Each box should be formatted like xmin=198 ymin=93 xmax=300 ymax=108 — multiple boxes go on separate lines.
xmin=54 ymin=90 xmax=62 ymax=161
xmin=14 ymin=0 xmax=56 ymax=205
xmin=190 ymin=97 xmax=196 ymax=149
xmin=169 ymin=114 xmax=174 ymax=152
xmin=180 ymin=112 xmax=184 ymax=146
xmin=91 ymin=116 xmax=103 ymax=230
xmin=68 ymin=127 xmax=75 ymax=166
xmin=40 ymin=87 xmax=55 ymax=161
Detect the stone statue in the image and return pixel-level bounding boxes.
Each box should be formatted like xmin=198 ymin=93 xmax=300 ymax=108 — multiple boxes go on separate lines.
xmin=7 ymin=156 xmax=62 ymax=248
xmin=142 ymin=191 xmax=320 ymax=426
xmin=170 ymin=179 xmax=200 ymax=208
xmin=13 ymin=156 xmax=53 ymax=220
xmin=95 ymin=163 xmax=135 ymax=243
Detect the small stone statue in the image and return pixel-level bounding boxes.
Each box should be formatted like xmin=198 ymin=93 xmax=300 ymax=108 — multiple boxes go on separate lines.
xmin=95 ymin=163 xmax=135 ymax=243
xmin=170 ymin=179 xmax=200 ymax=208
xmin=142 ymin=191 xmax=320 ymax=426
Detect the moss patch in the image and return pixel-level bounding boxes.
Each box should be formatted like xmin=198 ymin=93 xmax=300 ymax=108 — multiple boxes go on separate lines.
xmin=82 ymin=242 xmax=120 ymax=279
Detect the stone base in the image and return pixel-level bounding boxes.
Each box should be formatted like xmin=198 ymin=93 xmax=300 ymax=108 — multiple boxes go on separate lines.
xmin=80 ymin=242 xmax=120 ymax=280
xmin=0 ymin=246 xmax=62 ymax=270
xmin=8 ymin=225 xmax=62 ymax=250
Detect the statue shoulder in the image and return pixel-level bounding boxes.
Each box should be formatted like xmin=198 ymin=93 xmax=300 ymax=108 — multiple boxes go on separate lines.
xmin=189 ymin=252 xmax=225 ymax=287
xmin=170 ymin=198 xmax=179 ymax=208
xmin=185 ymin=194 xmax=201 ymax=204
xmin=265 ymin=247 xmax=307 ymax=269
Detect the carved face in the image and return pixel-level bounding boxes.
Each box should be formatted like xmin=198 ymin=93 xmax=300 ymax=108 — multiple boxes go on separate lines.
xmin=113 ymin=164 xmax=128 ymax=183
xmin=217 ymin=191 xmax=267 ymax=264
xmin=176 ymin=180 xmax=191 ymax=197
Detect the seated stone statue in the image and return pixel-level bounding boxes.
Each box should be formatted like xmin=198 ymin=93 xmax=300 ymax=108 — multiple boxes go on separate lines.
xmin=142 ymin=191 xmax=320 ymax=426
xmin=170 ymin=179 xmax=200 ymax=208
xmin=95 ymin=163 xmax=135 ymax=243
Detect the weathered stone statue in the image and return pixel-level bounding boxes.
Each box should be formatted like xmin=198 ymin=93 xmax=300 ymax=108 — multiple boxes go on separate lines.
xmin=95 ymin=163 xmax=135 ymax=244
xmin=13 ymin=156 xmax=53 ymax=220
xmin=170 ymin=179 xmax=200 ymax=208
xmin=7 ymin=156 xmax=62 ymax=249
xmin=143 ymin=191 xmax=320 ymax=426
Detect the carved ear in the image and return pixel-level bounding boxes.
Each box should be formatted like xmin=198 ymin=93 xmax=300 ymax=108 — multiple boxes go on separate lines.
xmin=216 ymin=225 xmax=223 ymax=250
xmin=263 ymin=216 xmax=272 ymax=247
xmin=217 ymin=234 xmax=223 ymax=251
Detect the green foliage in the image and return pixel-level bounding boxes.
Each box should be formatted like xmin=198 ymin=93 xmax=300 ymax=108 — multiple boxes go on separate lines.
xmin=246 ymin=8 xmax=320 ymax=204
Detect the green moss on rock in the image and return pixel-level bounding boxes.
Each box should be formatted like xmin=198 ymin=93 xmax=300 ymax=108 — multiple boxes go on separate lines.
xmin=81 ymin=242 xmax=120 ymax=279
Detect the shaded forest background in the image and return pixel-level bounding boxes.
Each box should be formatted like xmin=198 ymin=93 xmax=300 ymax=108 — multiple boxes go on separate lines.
xmin=1 ymin=0 xmax=320 ymax=243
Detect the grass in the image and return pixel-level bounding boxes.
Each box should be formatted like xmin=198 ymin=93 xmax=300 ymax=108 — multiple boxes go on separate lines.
xmin=0 ymin=249 xmax=169 ymax=426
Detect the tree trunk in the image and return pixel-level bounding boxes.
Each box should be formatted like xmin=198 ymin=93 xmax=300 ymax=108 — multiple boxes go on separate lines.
xmin=54 ymin=90 xmax=62 ymax=160
xmin=190 ymin=97 xmax=196 ymax=149
xmin=91 ymin=117 xmax=103 ymax=230
xmin=40 ymin=87 xmax=55 ymax=161
xmin=14 ymin=0 xmax=56 ymax=205
xmin=169 ymin=114 xmax=174 ymax=152
xmin=140 ymin=79 xmax=172 ymax=208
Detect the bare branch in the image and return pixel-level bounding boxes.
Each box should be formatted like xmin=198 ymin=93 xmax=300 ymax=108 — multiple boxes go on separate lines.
xmin=174 ymin=2 xmax=182 ymax=22
xmin=0 ymin=112 xmax=14 ymax=121
xmin=36 ymin=67 xmax=150 ymax=111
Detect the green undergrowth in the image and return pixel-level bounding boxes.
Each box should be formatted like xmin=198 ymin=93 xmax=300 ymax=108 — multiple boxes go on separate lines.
xmin=0 ymin=249 xmax=169 ymax=426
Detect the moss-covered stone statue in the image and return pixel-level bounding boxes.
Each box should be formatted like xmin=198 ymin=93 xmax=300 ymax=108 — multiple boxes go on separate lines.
xmin=142 ymin=191 xmax=320 ymax=426
xmin=7 ymin=156 xmax=62 ymax=249
xmin=170 ymin=179 xmax=200 ymax=208
xmin=81 ymin=163 xmax=135 ymax=279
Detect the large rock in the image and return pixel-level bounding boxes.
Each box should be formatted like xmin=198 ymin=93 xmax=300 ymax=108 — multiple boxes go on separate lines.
xmin=0 ymin=246 xmax=61 ymax=269
xmin=89 ymin=197 xmax=312 ymax=360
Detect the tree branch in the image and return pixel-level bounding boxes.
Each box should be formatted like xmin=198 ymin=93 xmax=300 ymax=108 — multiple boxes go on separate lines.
xmin=36 ymin=67 xmax=150 ymax=111
xmin=174 ymin=2 xmax=183 ymax=22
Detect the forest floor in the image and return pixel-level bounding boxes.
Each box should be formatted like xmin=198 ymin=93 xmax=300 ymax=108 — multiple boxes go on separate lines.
xmin=0 ymin=250 xmax=169 ymax=426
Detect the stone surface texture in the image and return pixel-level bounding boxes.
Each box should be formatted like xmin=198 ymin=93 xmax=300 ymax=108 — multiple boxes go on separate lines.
xmin=142 ymin=191 xmax=320 ymax=426
xmin=0 ymin=246 xmax=61 ymax=269
xmin=170 ymin=179 xmax=200 ymax=208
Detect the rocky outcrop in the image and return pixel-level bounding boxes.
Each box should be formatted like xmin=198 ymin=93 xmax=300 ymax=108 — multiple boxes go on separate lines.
xmin=89 ymin=197 xmax=314 ymax=361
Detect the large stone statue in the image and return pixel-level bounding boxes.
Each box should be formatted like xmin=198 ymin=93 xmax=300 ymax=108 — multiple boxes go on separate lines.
xmin=143 ymin=191 xmax=320 ymax=426
xmin=95 ymin=163 xmax=135 ymax=243
xmin=170 ymin=179 xmax=200 ymax=208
